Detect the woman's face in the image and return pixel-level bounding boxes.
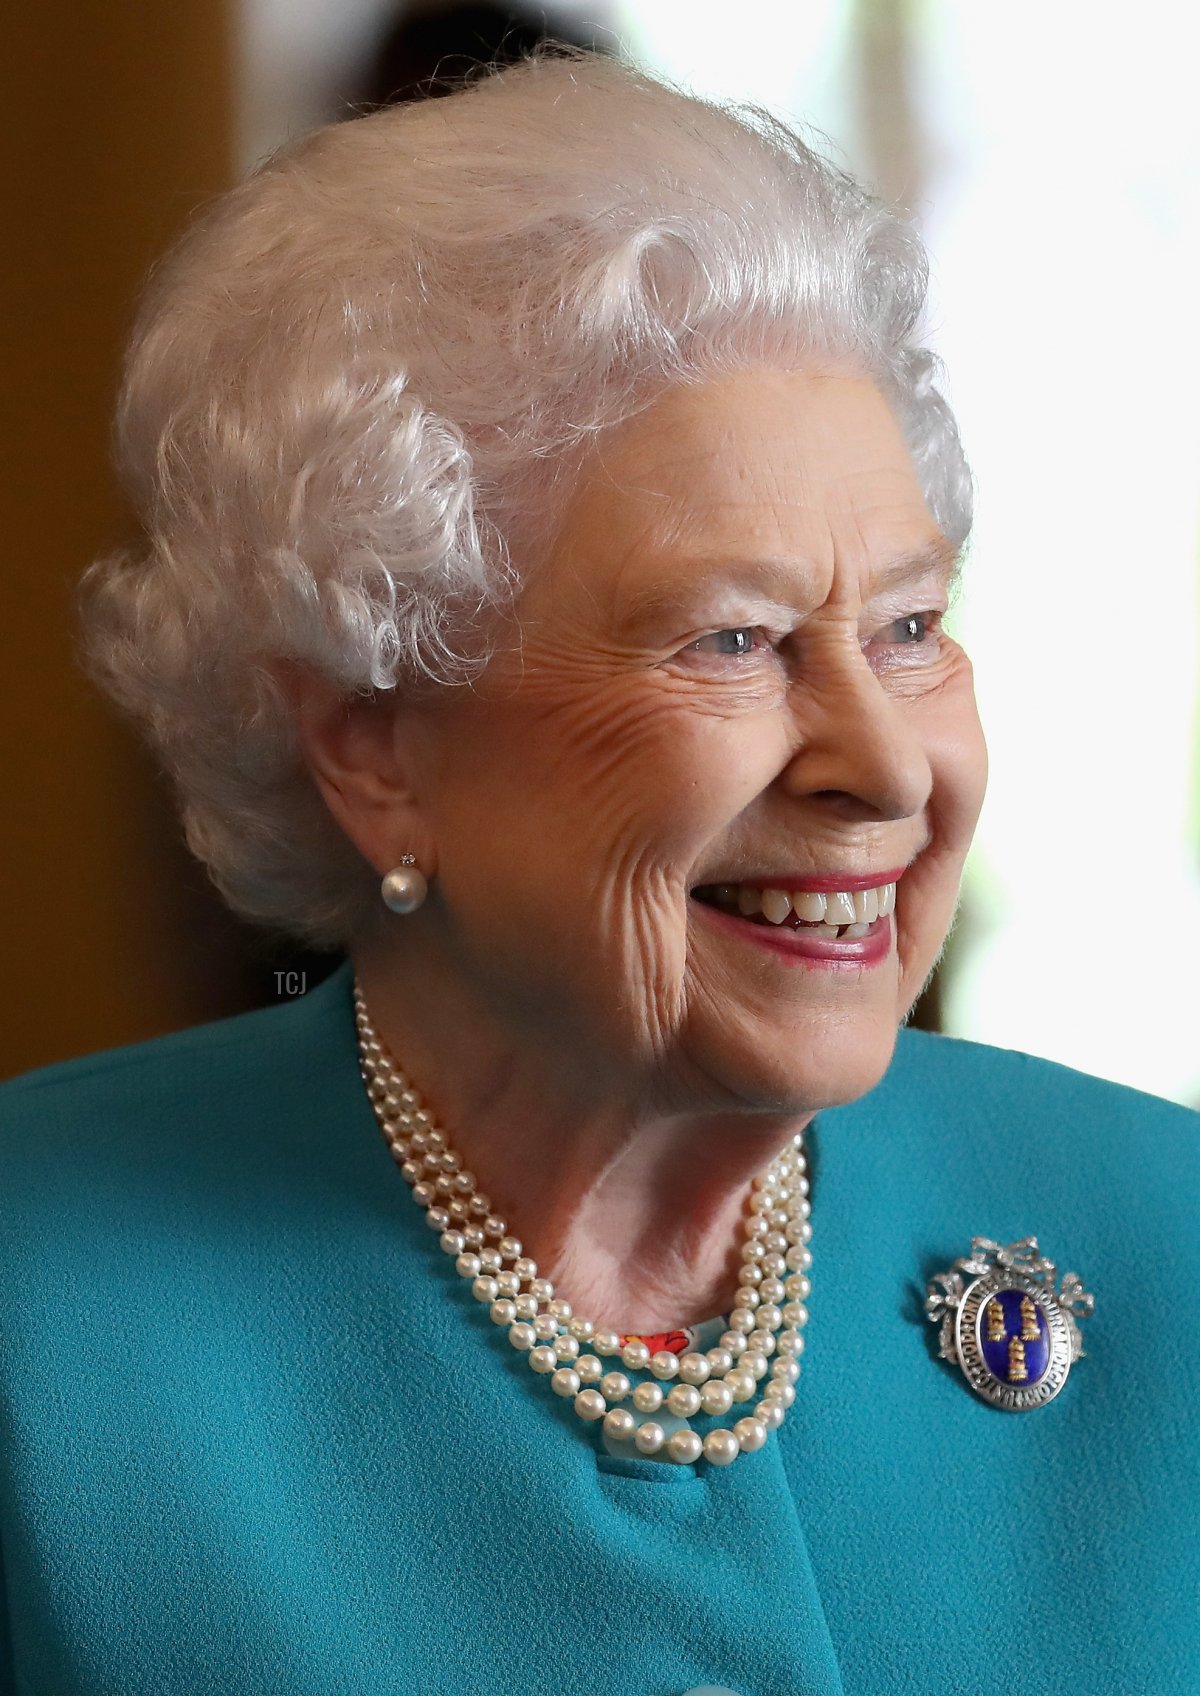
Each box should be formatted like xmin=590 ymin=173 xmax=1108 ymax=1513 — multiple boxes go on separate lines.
xmin=411 ymin=367 xmax=987 ymax=1114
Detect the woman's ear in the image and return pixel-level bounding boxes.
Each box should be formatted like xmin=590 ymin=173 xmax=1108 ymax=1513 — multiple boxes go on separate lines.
xmin=279 ymin=662 xmax=437 ymax=881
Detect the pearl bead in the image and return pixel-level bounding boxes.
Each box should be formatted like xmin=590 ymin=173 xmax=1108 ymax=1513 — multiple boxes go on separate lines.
xmin=734 ymin=1286 xmax=761 ymax=1310
xmin=666 ymin=1428 xmax=703 ymax=1465
xmin=760 ymin=1252 xmax=787 ymax=1276
xmin=755 ymin=1304 xmax=782 ymax=1331
xmin=600 ymin=1372 xmax=632 ymax=1403
xmin=728 ymin=1308 xmax=757 ymax=1334
xmin=454 ymin=1253 xmax=481 ymax=1280
xmin=380 ymin=863 xmax=427 ymax=913
xmin=719 ymin=1331 xmax=747 ymax=1357
xmin=725 ymin=1369 xmax=757 ymax=1403
xmin=741 ymin=1351 xmax=769 ymax=1381
xmin=548 ymin=1298 xmax=573 ymax=1321
xmin=776 ymin=1329 xmax=806 ymax=1357
xmin=666 ymin=1383 xmax=701 ymax=1418
xmin=678 ymin=1353 xmax=711 ymax=1386
xmin=495 ymin=1271 xmax=520 ymax=1297
xmin=650 ymin=1351 xmax=680 ymax=1380
xmin=489 ymin=1299 xmax=517 ymax=1326
xmin=758 ymin=1400 xmax=786 ymax=1431
xmin=550 ymin=1368 xmax=581 ymax=1398
xmin=621 ymin=1341 xmax=651 ymax=1372
xmin=700 ymin=1380 xmax=734 ymax=1416
xmin=498 ymin=1236 xmax=523 ymax=1260
xmin=593 ymin=1329 xmax=621 ymax=1357
xmin=471 ymin=1276 xmax=499 ymax=1304
xmin=569 ymin=1317 xmax=595 ymax=1342
xmin=783 ymin=1302 xmax=809 ymax=1327
xmin=787 ymin=1247 xmax=813 ymax=1272
xmin=762 ymin=1380 xmax=796 ymax=1408
xmin=532 ymin=1314 xmax=559 ymax=1341
xmin=734 ymin=1416 xmax=768 ymax=1453
xmin=746 ymin=1331 xmax=776 ymax=1357
xmin=508 ymin=1322 xmax=536 ymax=1351
xmin=530 ymin=1279 xmax=555 ymax=1303
xmin=574 ymin=1389 xmax=606 ymax=1422
xmin=632 ymin=1381 xmax=664 ymax=1413
xmin=576 ymin=1355 xmax=603 ymax=1383
xmin=439 ymin=1231 xmax=466 ymax=1256
xmin=529 ymin=1346 xmax=557 ymax=1375
xmin=477 ymin=1247 xmax=502 ymax=1273
xmin=634 ymin=1421 xmax=665 ymax=1455
xmin=786 ymin=1274 xmax=812 ymax=1300
xmin=603 ymin=1408 xmax=636 ymax=1441
xmin=553 ymin=1334 xmax=579 ymax=1361
xmin=702 ymin=1429 xmax=740 ymax=1467
xmin=706 ymin=1348 xmax=733 ymax=1374
xmin=513 ymin=1257 xmax=537 ymax=1281
xmin=513 ymin=1295 xmax=538 ymax=1321
xmin=411 ymin=1182 xmax=436 ymax=1208
xmin=759 ymin=1277 xmax=786 ymax=1303
xmin=771 ymin=1358 xmax=801 ymax=1384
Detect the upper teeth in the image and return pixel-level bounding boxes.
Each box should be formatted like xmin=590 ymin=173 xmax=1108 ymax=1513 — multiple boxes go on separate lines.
xmin=722 ymin=882 xmax=897 ymax=926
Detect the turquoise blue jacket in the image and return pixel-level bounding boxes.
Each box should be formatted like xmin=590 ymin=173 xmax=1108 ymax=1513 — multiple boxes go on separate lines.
xmin=0 ymin=958 xmax=1196 ymax=1695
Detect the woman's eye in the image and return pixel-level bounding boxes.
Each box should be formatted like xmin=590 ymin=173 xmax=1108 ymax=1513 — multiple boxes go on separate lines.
xmin=880 ymin=612 xmax=939 ymax=645
xmin=687 ymin=628 xmax=762 ymax=657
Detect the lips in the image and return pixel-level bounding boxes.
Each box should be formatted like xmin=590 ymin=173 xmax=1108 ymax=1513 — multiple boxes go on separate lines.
xmin=689 ymin=870 xmax=906 ymax=967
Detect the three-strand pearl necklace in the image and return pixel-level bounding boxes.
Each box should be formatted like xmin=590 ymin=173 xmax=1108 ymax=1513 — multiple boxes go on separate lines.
xmin=354 ymin=981 xmax=813 ymax=1467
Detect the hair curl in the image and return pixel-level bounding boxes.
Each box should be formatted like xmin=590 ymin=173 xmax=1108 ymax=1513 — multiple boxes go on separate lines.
xmin=79 ymin=47 xmax=973 ymax=949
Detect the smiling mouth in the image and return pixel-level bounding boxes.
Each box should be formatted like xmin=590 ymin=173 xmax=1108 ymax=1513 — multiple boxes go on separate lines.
xmin=691 ymin=879 xmax=897 ymax=941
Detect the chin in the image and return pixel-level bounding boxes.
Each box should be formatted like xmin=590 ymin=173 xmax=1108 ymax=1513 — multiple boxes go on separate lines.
xmin=690 ymin=1007 xmax=902 ymax=1116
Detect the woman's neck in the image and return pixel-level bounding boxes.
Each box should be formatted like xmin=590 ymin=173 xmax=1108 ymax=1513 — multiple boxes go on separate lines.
xmin=353 ymin=940 xmax=811 ymax=1334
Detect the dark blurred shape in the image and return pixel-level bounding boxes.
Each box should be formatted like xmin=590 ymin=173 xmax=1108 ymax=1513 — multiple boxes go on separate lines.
xmin=364 ymin=1 xmax=609 ymax=109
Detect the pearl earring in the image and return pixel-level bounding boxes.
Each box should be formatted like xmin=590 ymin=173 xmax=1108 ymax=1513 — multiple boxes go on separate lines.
xmin=380 ymin=855 xmax=428 ymax=915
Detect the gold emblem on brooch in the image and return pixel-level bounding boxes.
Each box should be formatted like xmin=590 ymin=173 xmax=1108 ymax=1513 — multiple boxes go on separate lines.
xmin=925 ymin=1237 xmax=1095 ymax=1411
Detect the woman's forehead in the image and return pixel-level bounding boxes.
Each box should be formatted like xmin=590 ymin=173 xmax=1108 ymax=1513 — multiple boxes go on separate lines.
xmin=545 ymin=370 xmax=946 ymax=613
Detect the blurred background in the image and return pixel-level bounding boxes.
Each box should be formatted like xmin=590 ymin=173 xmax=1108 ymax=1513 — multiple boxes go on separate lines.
xmin=3 ymin=1 xmax=1197 ymax=1103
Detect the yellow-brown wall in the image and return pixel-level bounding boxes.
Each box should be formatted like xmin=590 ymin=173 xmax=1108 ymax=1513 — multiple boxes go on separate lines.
xmin=0 ymin=0 xmax=279 ymax=1079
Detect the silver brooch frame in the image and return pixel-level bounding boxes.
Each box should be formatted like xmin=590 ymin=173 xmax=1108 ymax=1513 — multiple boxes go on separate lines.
xmin=925 ymin=1237 xmax=1095 ymax=1411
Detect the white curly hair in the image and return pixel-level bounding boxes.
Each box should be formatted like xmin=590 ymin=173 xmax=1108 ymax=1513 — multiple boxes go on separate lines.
xmin=79 ymin=46 xmax=973 ymax=950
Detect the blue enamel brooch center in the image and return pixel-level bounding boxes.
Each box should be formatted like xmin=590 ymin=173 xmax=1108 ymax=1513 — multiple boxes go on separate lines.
xmin=925 ymin=1237 xmax=1095 ymax=1411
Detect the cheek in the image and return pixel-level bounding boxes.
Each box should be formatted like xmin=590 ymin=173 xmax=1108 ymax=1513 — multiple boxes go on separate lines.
xmin=927 ymin=662 xmax=989 ymax=848
xmin=896 ymin=663 xmax=987 ymax=994
xmin=464 ymin=671 xmax=784 ymax=878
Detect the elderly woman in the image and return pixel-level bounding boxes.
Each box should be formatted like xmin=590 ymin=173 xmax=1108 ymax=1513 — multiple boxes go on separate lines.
xmin=0 ymin=49 xmax=1196 ymax=1696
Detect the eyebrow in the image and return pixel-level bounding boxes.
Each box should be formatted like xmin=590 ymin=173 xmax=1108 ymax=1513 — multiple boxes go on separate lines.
xmin=621 ymin=535 xmax=963 ymax=624
xmin=873 ymin=536 xmax=964 ymax=596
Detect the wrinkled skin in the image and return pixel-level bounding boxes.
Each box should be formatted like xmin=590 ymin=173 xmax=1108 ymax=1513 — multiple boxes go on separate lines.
xmin=297 ymin=368 xmax=988 ymax=1328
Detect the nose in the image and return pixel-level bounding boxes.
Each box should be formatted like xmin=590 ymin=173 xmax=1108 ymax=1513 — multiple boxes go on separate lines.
xmin=779 ymin=651 xmax=932 ymax=823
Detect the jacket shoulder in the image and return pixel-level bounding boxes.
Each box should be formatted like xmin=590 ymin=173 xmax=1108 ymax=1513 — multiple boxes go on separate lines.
xmin=888 ymin=1024 xmax=1193 ymax=1119
xmin=0 ymin=961 xmax=354 ymax=1154
xmin=890 ymin=1025 xmax=1197 ymax=1138
xmin=880 ymin=1026 xmax=1199 ymax=1242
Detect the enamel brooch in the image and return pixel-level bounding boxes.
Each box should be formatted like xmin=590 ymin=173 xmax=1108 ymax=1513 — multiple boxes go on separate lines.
xmin=925 ymin=1237 xmax=1095 ymax=1411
